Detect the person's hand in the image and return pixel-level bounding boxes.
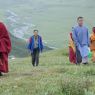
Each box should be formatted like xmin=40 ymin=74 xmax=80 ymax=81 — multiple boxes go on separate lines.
xmin=88 ymin=47 xmax=91 ymax=52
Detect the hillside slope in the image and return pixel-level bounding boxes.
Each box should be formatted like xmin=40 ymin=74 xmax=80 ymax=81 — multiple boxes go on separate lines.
xmin=0 ymin=49 xmax=95 ymax=95
xmin=10 ymin=34 xmax=29 ymax=57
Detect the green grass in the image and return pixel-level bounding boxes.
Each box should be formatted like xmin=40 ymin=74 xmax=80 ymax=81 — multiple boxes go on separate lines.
xmin=0 ymin=1 xmax=95 ymax=94
xmin=0 ymin=49 xmax=95 ymax=95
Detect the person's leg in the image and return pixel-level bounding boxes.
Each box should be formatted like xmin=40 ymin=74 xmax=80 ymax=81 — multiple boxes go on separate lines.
xmin=82 ymin=56 xmax=88 ymax=65
xmin=76 ymin=46 xmax=82 ymax=64
xmin=35 ymin=49 xmax=40 ymax=66
xmin=31 ymin=50 xmax=36 ymax=66
xmin=73 ymin=53 xmax=76 ymax=64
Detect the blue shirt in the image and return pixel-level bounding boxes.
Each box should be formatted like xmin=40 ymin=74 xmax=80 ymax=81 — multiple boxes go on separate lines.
xmin=72 ymin=25 xmax=90 ymax=58
xmin=72 ymin=25 xmax=90 ymax=47
xmin=28 ymin=35 xmax=43 ymax=53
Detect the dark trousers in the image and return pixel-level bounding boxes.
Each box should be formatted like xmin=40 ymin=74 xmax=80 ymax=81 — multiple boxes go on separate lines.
xmin=31 ymin=48 xmax=39 ymax=66
xmin=76 ymin=46 xmax=82 ymax=64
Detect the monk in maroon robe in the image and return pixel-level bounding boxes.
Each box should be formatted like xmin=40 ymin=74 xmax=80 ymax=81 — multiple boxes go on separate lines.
xmin=0 ymin=22 xmax=11 ymax=76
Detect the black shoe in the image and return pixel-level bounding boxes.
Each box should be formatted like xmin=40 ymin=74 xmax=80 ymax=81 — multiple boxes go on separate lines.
xmin=32 ymin=63 xmax=35 ymax=67
xmin=83 ymin=63 xmax=88 ymax=65
xmin=36 ymin=64 xmax=39 ymax=66
xmin=0 ymin=72 xmax=3 ymax=76
xmin=33 ymin=65 xmax=35 ymax=67
xmin=76 ymin=63 xmax=80 ymax=65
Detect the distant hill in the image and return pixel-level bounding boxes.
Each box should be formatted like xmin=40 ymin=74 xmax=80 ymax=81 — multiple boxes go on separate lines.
xmin=10 ymin=33 xmax=29 ymax=58
xmin=0 ymin=0 xmax=95 ymax=51
xmin=10 ymin=33 xmax=53 ymax=58
xmin=4 ymin=10 xmax=53 ymax=58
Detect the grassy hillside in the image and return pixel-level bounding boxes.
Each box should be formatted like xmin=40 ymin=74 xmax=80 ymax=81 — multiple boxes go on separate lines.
xmin=0 ymin=49 xmax=95 ymax=95
xmin=0 ymin=1 xmax=95 ymax=95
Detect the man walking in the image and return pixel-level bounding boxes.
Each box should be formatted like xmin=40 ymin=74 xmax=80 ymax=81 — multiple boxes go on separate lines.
xmin=72 ymin=17 xmax=90 ymax=64
xmin=28 ymin=30 xmax=43 ymax=66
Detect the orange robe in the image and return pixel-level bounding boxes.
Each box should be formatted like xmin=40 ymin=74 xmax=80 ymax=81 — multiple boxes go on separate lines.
xmin=90 ymin=33 xmax=95 ymax=62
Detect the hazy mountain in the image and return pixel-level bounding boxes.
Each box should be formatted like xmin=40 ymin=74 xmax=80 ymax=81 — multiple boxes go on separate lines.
xmin=0 ymin=0 xmax=95 ymax=57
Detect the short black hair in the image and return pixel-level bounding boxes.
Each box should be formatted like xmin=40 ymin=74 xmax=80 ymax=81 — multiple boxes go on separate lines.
xmin=77 ymin=16 xmax=83 ymax=20
xmin=33 ymin=30 xmax=38 ymax=32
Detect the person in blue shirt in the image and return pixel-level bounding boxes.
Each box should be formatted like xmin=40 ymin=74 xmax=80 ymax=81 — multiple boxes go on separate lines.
xmin=28 ymin=30 xmax=43 ymax=66
xmin=72 ymin=17 xmax=90 ymax=64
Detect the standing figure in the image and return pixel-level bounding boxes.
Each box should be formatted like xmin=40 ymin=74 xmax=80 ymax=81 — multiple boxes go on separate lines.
xmin=0 ymin=22 xmax=12 ymax=76
xmin=90 ymin=27 xmax=95 ymax=62
xmin=72 ymin=17 xmax=90 ymax=64
xmin=28 ymin=30 xmax=43 ymax=66
xmin=69 ymin=32 xmax=76 ymax=64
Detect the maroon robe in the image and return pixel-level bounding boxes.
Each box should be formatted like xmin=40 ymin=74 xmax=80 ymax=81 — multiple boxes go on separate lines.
xmin=0 ymin=22 xmax=11 ymax=73
xmin=69 ymin=47 xmax=76 ymax=64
